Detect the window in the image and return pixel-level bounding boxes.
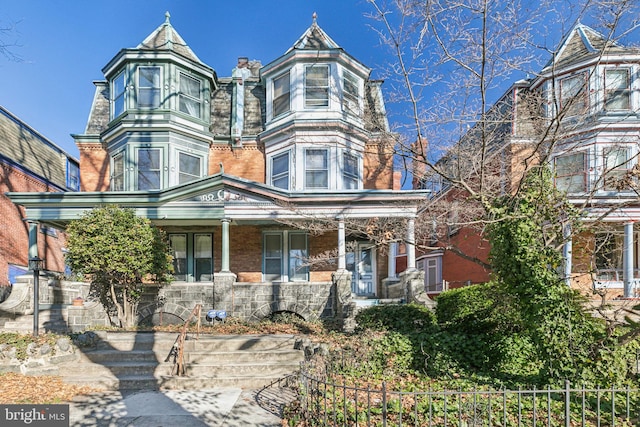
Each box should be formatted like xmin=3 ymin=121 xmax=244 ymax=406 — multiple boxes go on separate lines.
xmin=305 ymin=65 xmax=329 ymax=108
xmin=263 ymin=231 xmax=308 ymax=282
xmin=417 ymin=256 xmax=443 ymax=293
xmin=604 ymin=69 xmax=631 ymax=111
xmin=560 ymin=73 xmax=588 ymax=117
xmin=138 ymin=66 xmax=161 ymax=108
xmin=112 ymin=71 xmax=126 ymax=118
xmin=603 ymin=147 xmax=631 ymax=191
xmin=178 ymin=152 xmax=201 ymax=184
xmin=111 ymin=152 xmax=124 ymax=191
xmin=137 ymin=148 xmax=161 ymax=190
xmin=343 ymin=70 xmax=360 ymax=115
xmin=343 ymin=152 xmax=359 ymax=189
xmin=273 ymin=72 xmax=291 ymax=117
xmin=555 ymin=152 xmax=586 ymax=193
xmin=263 ymin=233 xmax=283 ymax=282
xmin=66 ymin=160 xmax=80 ymax=191
xmin=179 ymin=73 xmax=202 ymax=118
xmin=271 ymin=152 xmax=290 ymax=189
xmin=288 ymin=233 xmax=309 ymax=281
xmin=169 ymin=234 xmax=187 ymax=281
xmin=194 ymin=234 xmax=213 ymax=281
xmin=594 ymin=232 xmax=623 ymax=280
xmin=305 ymin=149 xmax=328 ymax=189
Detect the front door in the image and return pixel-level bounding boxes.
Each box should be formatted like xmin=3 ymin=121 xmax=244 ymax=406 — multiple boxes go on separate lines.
xmin=347 ymin=244 xmax=376 ymax=297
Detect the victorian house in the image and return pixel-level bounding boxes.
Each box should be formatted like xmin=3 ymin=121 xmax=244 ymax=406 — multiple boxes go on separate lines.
xmin=8 ymin=13 xmax=427 ymax=323
xmin=416 ymin=23 xmax=640 ymax=301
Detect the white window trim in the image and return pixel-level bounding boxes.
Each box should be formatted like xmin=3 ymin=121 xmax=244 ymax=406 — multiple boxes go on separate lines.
xmin=269 ymin=150 xmax=291 ymax=190
xmin=304 ymin=64 xmax=330 ymax=109
xmin=271 ymin=71 xmax=291 ymax=119
xmin=604 ymin=67 xmax=631 ymax=112
xmin=417 ymin=254 xmax=444 ymax=293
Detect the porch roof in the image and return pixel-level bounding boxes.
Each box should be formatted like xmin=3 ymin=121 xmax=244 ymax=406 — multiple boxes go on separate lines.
xmin=7 ymin=173 xmax=429 ymax=229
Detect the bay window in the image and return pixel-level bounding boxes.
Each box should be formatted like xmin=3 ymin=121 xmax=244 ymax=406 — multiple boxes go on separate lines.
xmin=560 ymin=73 xmax=588 ymax=117
xmin=178 ymin=152 xmax=201 ymax=184
xmin=137 ymin=148 xmax=162 ymax=190
xmin=555 ymin=152 xmax=586 ymax=193
xmin=179 ymin=73 xmax=202 ymax=118
xmin=273 ymin=72 xmax=291 ymax=117
xmin=604 ymin=69 xmax=631 ymax=111
xmin=271 ymin=151 xmax=290 ymax=189
xmin=305 ymin=149 xmax=328 ymax=189
xmin=603 ymin=147 xmax=631 ymax=191
xmin=343 ymin=152 xmax=359 ymax=189
xmin=112 ymin=71 xmax=126 ymax=118
xmin=305 ymin=65 xmax=329 ymax=108
xmin=111 ymin=152 xmax=124 ymax=191
xmin=343 ymin=70 xmax=360 ymax=115
xmin=138 ymin=66 xmax=161 ymax=108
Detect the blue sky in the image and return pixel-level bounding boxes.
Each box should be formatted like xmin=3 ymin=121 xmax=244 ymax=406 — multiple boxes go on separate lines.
xmin=0 ymin=0 xmax=382 ymax=159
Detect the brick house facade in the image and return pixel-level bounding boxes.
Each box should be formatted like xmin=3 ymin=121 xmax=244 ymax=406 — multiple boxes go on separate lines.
xmin=415 ymin=23 xmax=640 ymax=300
xmin=8 ymin=13 xmax=428 ymax=322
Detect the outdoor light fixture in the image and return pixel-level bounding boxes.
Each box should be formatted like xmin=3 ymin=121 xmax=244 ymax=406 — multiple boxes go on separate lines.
xmin=29 ymin=257 xmax=44 ymax=337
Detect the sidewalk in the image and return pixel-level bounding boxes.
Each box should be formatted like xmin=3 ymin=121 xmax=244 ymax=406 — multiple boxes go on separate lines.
xmin=69 ymin=386 xmax=296 ymax=426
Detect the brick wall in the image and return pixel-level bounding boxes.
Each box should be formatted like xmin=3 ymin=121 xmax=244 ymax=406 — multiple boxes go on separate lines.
xmin=0 ymin=161 xmax=68 ymax=286
xmin=209 ymin=144 xmax=265 ymax=182
xmin=77 ymin=143 xmax=109 ymax=191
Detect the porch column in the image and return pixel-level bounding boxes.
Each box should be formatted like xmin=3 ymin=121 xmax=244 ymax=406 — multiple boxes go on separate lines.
xmin=337 ymin=217 xmax=346 ymax=270
xmin=623 ymin=221 xmax=634 ymax=298
xmin=27 ymin=221 xmax=38 ymax=260
xmin=407 ymin=217 xmax=416 ymax=270
xmin=221 ymin=218 xmax=230 ymax=272
xmin=388 ymin=243 xmax=397 ymax=278
xmin=562 ymin=223 xmax=572 ymax=287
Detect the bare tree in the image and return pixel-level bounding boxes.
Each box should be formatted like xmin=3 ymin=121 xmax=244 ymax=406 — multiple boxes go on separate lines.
xmin=366 ymin=0 xmax=640 ymax=276
xmin=0 ymin=18 xmax=22 ymax=62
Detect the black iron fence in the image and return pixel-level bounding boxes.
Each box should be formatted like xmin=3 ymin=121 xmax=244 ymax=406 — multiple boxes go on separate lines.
xmin=298 ymin=360 xmax=639 ymax=426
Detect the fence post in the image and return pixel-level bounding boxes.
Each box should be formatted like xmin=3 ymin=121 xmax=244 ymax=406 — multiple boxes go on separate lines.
xmin=565 ymin=380 xmax=571 ymax=427
xmin=382 ymin=381 xmax=387 ymax=427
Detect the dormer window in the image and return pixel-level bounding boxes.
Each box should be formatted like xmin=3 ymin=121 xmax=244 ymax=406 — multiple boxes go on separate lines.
xmin=604 ymin=69 xmax=630 ymax=111
xmin=179 ymin=73 xmax=202 ymax=118
xmin=305 ymin=65 xmax=329 ymax=108
xmin=112 ymin=71 xmax=126 ymax=118
xmin=138 ymin=66 xmax=161 ymax=108
xmin=343 ymin=70 xmax=361 ymax=116
xmin=273 ymin=72 xmax=291 ymax=117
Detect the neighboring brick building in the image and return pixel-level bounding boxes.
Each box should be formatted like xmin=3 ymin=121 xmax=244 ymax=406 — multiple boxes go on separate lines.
xmin=0 ymin=105 xmax=79 ymax=288
xmin=415 ymin=23 xmax=640 ymax=300
xmin=8 ymin=13 xmax=428 ymax=321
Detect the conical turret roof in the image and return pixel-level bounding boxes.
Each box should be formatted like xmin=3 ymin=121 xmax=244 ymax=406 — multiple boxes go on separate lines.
xmin=137 ymin=11 xmax=203 ymax=64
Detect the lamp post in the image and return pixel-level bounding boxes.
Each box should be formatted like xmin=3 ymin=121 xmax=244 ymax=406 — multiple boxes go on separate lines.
xmin=28 ymin=257 xmax=43 ymax=337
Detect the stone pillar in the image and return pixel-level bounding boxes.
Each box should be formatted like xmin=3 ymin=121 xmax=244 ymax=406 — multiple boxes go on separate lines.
xmin=406 ymin=217 xmax=416 ymax=270
xmin=332 ymin=270 xmax=354 ymax=331
xmin=563 ymin=223 xmax=572 ymax=287
xmin=624 ymin=221 xmax=634 ymax=298
xmin=337 ymin=217 xmax=346 ymax=271
xmin=221 ymin=218 xmax=230 ymax=272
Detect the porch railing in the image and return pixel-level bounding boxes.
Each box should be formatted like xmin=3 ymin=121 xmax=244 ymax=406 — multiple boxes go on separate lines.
xmin=298 ymin=360 xmax=639 ymax=426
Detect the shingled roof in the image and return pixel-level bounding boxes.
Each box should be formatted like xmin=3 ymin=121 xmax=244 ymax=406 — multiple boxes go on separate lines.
xmin=137 ymin=11 xmax=203 ymax=64
xmin=286 ymin=12 xmax=341 ymax=53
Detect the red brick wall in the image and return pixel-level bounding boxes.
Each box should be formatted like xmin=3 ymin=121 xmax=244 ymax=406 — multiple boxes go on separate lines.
xmin=0 ymin=161 xmax=68 ymax=286
xmin=441 ymin=227 xmax=491 ymax=288
xmin=78 ymin=143 xmax=109 ymax=191
xmin=364 ymin=141 xmax=395 ymax=189
xmin=209 ymin=144 xmax=265 ymax=183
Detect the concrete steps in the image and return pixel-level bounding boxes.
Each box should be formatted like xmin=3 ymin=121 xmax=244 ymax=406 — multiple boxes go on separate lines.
xmin=60 ymin=332 xmax=304 ymax=391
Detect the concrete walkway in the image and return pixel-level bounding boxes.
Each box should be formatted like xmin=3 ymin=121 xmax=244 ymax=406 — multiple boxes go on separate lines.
xmin=69 ymin=386 xmax=297 ymax=426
